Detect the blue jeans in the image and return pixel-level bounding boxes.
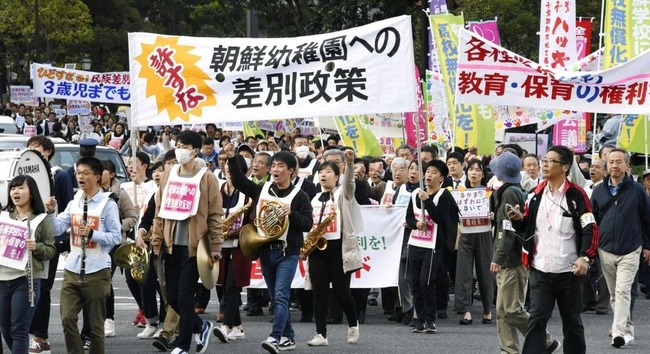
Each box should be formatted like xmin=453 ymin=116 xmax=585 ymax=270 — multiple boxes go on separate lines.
xmin=0 ymin=276 xmax=32 ymax=354
xmin=260 ymin=247 xmax=298 ymax=341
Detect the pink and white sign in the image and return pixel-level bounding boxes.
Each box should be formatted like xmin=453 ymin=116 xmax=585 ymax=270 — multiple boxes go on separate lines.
xmin=0 ymin=218 xmax=30 ymax=270
xmin=158 ymin=180 xmax=201 ymax=220
xmin=404 ymin=66 xmax=427 ymax=149
xmin=552 ymin=118 xmax=587 ymax=152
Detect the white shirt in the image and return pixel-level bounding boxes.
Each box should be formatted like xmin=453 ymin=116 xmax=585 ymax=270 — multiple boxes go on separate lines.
xmin=532 ymin=181 xmax=578 ymax=273
xmin=450 ymin=174 xmax=466 ymax=189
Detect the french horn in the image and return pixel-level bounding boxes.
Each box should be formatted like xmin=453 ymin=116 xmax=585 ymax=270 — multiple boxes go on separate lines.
xmin=239 ymin=200 xmax=289 ymax=260
xmin=114 ymin=242 xmax=150 ymax=283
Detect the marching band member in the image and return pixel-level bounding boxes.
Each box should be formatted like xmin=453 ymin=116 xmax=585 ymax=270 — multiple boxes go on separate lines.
xmin=151 ymin=130 xmax=223 ymax=354
xmin=305 ymin=150 xmax=362 ymax=347
xmin=224 ymin=143 xmax=313 ymax=354
xmin=213 ymin=155 xmax=253 ymax=343
xmin=405 ymin=160 xmax=459 ymax=334
xmin=45 ymin=157 xmax=121 ymax=354
xmin=122 ymin=152 xmax=156 ymax=328
xmin=27 ymin=136 xmax=75 ymax=353
xmin=0 ymin=175 xmax=55 ymax=354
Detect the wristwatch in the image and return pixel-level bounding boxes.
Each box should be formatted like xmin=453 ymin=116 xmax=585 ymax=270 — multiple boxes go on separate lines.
xmin=582 ymin=256 xmax=591 ymax=265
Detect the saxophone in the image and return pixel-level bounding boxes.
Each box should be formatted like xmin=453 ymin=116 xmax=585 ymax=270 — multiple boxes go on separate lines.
xmin=300 ymin=211 xmax=334 ymax=258
xmin=223 ymin=198 xmax=253 ymax=240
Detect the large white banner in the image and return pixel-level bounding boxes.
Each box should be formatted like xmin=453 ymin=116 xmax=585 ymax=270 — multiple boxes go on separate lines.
xmin=128 ymin=16 xmax=417 ymax=127
xmin=456 ymin=29 xmax=650 ymax=115
xmin=33 ymin=64 xmax=131 ymax=104
xmin=539 ymin=0 xmax=577 ymax=68
xmin=248 ymin=206 xmax=405 ymax=289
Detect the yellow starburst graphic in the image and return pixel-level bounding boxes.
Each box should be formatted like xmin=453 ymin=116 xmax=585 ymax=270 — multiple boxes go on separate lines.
xmin=134 ymin=36 xmax=217 ymax=122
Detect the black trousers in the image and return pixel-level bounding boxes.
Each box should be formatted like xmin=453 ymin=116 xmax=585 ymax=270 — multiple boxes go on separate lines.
xmin=309 ymin=239 xmax=357 ymax=337
xmin=141 ymin=254 xmax=166 ymax=323
xmin=164 ymin=246 xmax=204 ymax=351
xmin=522 ymin=268 xmax=586 ymax=354
xmin=222 ymin=249 xmax=242 ymax=328
xmin=408 ymin=245 xmax=442 ymax=323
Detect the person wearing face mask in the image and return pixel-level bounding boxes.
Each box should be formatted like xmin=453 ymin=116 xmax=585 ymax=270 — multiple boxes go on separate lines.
xmin=237 ymin=145 xmax=255 ymax=177
xmin=151 ymin=130 xmax=224 ymax=354
xmin=292 ymin=135 xmax=320 ymax=181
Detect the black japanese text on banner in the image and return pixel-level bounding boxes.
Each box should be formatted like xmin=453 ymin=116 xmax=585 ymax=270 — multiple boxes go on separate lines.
xmin=455 ymin=29 xmax=650 ymax=115
xmin=128 ymin=15 xmax=417 ymax=127
xmin=33 ymin=65 xmax=131 ymax=104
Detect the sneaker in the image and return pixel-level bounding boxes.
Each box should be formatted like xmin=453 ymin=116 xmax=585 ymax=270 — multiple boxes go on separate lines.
xmin=153 ymin=327 xmax=163 ymax=338
xmin=152 ymin=337 xmax=169 ymax=352
xmin=546 ymin=339 xmax=562 ymax=353
xmin=307 ymin=334 xmax=328 ymax=346
xmin=213 ymin=324 xmax=229 ymax=343
xmin=170 ymin=348 xmax=188 ymax=354
xmin=195 ymin=320 xmax=214 ymax=354
xmin=624 ymin=335 xmax=635 ymax=346
xmin=424 ymin=321 xmax=437 ymax=334
xmin=132 ymin=309 xmax=147 ymax=328
xmin=347 ymin=323 xmax=359 ymax=344
xmin=612 ymin=336 xmax=625 ymax=348
xmin=28 ymin=338 xmax=51 ymax=353
xmin=82 ymin=338 xmax=91 ymax=350
xmin=412 ymin=320 xmax=426 ymax=333
xmin=278 ymin=337 xmax=296 ymax=351
xmin=227 ymin=327 xmax=245 ymax=341
xmin=262 ymin=338 xmax=280 ymax=354
xmin=137 ymin=324 xmax=159 ymax=339
xmin=104 ymin=318 xmax=116 ymax=337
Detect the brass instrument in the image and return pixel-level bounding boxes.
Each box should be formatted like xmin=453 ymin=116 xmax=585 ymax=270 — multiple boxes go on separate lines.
xmin=196 ymin=234 xmax=219 ymax=289
xmin=114 ymin=243 xmax=150 ymax=283
xmin=78 ymin=196 xmax=88 ymax=283
xmin=223 ymin=198 xmax=253 ymax=240
xmin=239 ymin=199 xmax=289 ymax=260
xmin=300 ymin=213 xmax=333 ymax=258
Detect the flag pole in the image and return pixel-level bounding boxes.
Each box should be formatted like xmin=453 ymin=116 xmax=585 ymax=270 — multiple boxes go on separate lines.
xmin=593 ymin=0 xmax=606 ymax=156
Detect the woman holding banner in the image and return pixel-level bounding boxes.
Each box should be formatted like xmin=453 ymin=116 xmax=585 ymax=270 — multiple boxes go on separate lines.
xmin=454 ymin=159 xmax=494 ymax=326
xmin=0 ymin=175 xmax=56 ymax=354
xmin=305 ymin=150 xmax=362 ymax=347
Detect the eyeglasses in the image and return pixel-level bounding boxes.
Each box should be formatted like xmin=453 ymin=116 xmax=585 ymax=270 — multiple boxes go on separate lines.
xmin=541 ymin=159 xmax=563 ymax=165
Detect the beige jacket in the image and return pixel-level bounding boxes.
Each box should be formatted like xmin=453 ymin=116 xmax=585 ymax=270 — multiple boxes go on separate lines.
xmin=339 ymin=159 xmax=363 ymax=273
xmin=152 ymin=163 xmax=224 ymax=257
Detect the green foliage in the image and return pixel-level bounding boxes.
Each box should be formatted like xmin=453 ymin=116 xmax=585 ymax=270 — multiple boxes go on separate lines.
xmin=0 ymin=0 xmax=93 ymax=81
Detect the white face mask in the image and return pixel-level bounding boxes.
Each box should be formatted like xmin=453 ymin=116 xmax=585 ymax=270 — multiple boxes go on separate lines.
xmin=295 ymin=145 xmax=310 ymax=159
xmin=175 ymin=148 xmax=193 ymax=165
xmin=244 ymin=158 xmax=252 ymax=169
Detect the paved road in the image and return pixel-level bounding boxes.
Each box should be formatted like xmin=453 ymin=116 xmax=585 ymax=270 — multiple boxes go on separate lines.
xmin=3 ymin=259 xmax=650 ymax=353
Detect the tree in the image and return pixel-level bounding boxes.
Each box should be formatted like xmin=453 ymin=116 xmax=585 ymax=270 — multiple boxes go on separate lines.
xmin=0 ymin=0 xmax=93 ymax=83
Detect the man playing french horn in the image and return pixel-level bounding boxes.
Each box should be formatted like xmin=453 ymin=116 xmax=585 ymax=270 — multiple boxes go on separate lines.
xmin=303 ymin=149 xmax=363 ymax=347
xmin=223 ymin=143 xmax=313 ymax=354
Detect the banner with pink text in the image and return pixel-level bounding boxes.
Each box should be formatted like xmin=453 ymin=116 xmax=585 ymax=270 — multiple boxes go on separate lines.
xmin=455 ymin=29 xmax=650 ymax=115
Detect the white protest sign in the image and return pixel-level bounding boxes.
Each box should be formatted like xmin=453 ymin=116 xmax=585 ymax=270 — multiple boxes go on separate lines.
xmin=248 ymin=206 xmax=405 ymax=289
xmin=451 ymin=188 xmax=489 ymax=218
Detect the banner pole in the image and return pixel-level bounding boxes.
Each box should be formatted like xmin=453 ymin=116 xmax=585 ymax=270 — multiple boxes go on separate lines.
xmin=645 ymin=115 xmax=648 ymax=169
xmin=593 ymin=0 xmax=606 ymax=156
